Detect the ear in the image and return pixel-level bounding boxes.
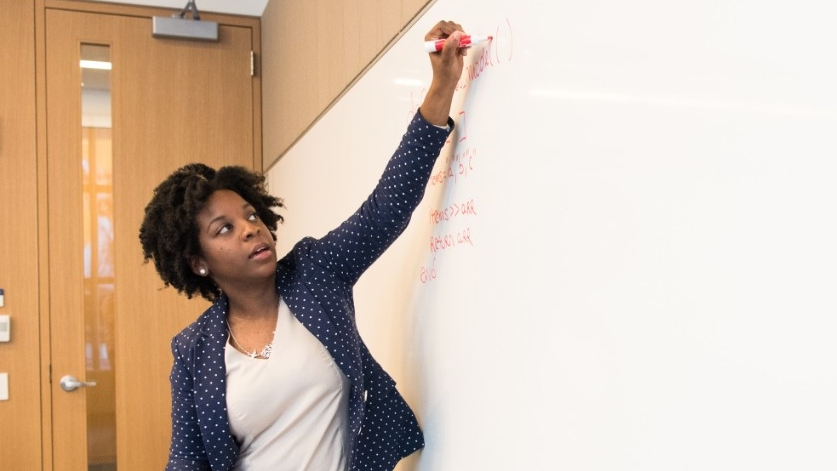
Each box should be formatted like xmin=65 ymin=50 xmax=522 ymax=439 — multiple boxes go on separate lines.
xmin=189 ymin=256 xmax=208 ymax=276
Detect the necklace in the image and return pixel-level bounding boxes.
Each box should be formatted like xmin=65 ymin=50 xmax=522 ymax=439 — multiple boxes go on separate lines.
xmin=226 ymin=303 xmax=278 ymax=359
xmin=227 ymin=322 xmax=274 ymax=358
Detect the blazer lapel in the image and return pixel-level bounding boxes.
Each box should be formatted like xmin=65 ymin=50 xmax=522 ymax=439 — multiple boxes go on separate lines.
xmin=193 ymin=296 xmax=239 ymax=469
xmin=277 ymin=261 xmax=363 ymax=389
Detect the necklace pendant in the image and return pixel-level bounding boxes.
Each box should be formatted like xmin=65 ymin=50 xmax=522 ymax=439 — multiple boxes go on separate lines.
xmin=247 ymin=350 xmax=258 ymax=358
xmin=260 ymin=343 xmax=273 ymax=359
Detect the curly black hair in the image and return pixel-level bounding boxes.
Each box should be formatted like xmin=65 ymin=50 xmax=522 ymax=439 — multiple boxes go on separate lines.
xmin=139 ymin=163 xmax=284 ymax=302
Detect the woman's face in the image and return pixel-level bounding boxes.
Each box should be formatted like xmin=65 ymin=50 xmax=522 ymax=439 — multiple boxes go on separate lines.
xmin=192 ymin=189 xmax=277 ymax=290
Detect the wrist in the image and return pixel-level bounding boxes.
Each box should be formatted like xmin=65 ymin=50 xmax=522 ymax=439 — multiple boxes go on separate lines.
xmin=420 ymin=86 xmax=455 ymax=126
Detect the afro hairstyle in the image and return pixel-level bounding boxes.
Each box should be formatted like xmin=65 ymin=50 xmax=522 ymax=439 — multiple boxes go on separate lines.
xmin=138 ymin=163 xmax=284 ymax=302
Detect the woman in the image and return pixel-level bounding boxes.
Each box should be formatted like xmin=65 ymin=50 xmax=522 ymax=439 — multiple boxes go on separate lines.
xmin=139 ymin=20 xmax=467 ymax=471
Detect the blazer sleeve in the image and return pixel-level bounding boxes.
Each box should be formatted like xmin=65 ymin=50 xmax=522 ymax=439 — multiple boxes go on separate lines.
xmin=308 ymin=111 xmax=453 ymax=285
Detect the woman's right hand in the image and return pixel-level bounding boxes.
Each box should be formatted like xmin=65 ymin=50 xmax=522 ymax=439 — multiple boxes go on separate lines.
xmin=420 ymin=20 xmax=467 ymax=126
xmin=426 ymin=20 xmax=466 ymax=89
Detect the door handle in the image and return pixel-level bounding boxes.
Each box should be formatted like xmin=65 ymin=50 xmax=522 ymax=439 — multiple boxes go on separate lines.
xmin=59 ymin=375 xmax=97 ymax=392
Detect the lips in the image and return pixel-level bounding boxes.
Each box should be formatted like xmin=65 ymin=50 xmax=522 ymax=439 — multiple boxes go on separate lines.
xmin=249 ymin=242 xmax=272 ymax=259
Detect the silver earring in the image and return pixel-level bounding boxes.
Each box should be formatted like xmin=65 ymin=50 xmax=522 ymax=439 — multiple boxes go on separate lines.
xmin=199 ymin=267 xmax=207 ymax=276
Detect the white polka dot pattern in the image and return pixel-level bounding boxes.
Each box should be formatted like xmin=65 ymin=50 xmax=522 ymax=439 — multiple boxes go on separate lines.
xmin=165 ymin=111 xmax=453 ymax=471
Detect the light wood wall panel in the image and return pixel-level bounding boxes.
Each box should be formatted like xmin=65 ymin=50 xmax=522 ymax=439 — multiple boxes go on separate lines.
xmin=0 ymin=1 xmax=43 ymax=468
xmin=261 ymin=0 xmax=433 ymax=169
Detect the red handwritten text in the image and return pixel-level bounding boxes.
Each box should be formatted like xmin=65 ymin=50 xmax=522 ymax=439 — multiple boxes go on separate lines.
xmin=455 ymin=17 xmax=515 ymax=93
xmin=430 ymin=147 xmax=477 ymax=186
xmin=419 ymin=257 xmax=437 ymax=284
xmin=430 ymin=198 xmax=478 ymax=225
xmin=429 ymin=227 xmax=474 ymax=253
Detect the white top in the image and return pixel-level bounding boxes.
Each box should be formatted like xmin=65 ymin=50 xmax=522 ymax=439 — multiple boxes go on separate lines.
xmin=225 ymin=299 xmax=351 ymax=471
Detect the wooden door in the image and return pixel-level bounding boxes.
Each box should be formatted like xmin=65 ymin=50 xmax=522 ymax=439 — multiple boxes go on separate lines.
xmin=44 ymin=4 xmax=260 ymax=469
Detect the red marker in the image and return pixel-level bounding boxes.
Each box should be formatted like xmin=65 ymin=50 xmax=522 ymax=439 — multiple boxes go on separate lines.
xmin=424 ymin=35 xmax=493 ymax=53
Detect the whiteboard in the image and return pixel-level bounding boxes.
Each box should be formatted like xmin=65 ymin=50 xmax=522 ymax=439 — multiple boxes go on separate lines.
xmin=267 ymin=1 xmax=837 ymax=469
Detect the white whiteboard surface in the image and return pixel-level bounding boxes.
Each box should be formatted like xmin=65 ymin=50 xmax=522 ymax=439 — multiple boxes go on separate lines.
xmin=267 ymin=1 xmax=837 ymax=469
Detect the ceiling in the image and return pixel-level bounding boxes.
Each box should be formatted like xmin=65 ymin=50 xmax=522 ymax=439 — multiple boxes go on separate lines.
xmin=87 ymin=0 xmax=269 ymax=17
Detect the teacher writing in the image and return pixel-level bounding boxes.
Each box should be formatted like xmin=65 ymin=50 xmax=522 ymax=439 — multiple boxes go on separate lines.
xmin=139 ymin=20 xmax=468 ymax=471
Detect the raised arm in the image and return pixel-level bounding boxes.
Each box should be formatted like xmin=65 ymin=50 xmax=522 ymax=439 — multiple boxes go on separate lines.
xmin=301 ymin=21 xmax=471 ymax=284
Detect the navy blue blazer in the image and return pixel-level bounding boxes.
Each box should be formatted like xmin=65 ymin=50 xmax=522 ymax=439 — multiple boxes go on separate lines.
xmin=165 ymin=112 xmax=453 ymax=471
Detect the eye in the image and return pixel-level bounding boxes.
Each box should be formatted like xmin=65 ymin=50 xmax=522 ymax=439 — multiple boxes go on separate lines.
xmin=248 ymin=212 xmax=259 ymax=221
xmin=216 ymin=223 xmax=232 ymax=235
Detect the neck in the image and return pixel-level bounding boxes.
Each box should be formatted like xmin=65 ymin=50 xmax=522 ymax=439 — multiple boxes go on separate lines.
xmin=225 ymin=278 xmax=279 ymax=322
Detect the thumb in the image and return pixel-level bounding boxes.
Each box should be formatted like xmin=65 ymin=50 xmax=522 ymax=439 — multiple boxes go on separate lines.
xmin=442 ymin=31 xmax=464 ymax=55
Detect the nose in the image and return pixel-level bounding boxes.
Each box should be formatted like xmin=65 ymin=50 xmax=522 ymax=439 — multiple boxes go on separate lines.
xmin=242 ymin=219 xmax=260 ymax=239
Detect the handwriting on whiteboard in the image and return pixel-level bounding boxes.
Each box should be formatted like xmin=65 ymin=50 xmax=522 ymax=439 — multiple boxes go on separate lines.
xmin=430 ymin=199 xmax=478 ymax=224
xmin=417 ymin=17 xmax=514 ymax=283
xmin=430 ymin=146 xmax=477 ymax=185
xmin=405 ymin=17 xmax=514 ymax=127
xmin=429 ymin=228 xmax=474 ymax=253
xmin=457 ymin=17 xmax=514 ymax=92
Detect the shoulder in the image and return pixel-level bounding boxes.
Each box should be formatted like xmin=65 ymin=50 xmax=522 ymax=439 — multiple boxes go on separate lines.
xmin=277 ymin=237 xmax=315 ymax=275
xmin=172 ymin=319 xmax=201 ymax=351
xmin=171 ymin=300 xmax=227 ymax=353
xmin=280 ymin=236 xmax=335 ymax=271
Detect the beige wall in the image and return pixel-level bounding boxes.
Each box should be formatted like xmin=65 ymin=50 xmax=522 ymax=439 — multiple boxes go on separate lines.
xmin=0 ymin=1 xmax=43 ymax=469
xmin=261 ymin=0 xmax=433 ymax=169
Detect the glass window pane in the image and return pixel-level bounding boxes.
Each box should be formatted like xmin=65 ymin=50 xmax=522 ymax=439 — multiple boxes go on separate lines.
xmin=81 ymin=43 xmax=116 ymax=471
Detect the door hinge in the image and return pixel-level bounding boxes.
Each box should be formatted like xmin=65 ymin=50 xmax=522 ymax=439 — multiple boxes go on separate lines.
xmin=250 ymin=50 xmax=255 ymax=77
